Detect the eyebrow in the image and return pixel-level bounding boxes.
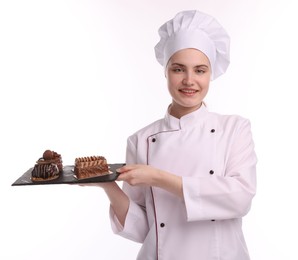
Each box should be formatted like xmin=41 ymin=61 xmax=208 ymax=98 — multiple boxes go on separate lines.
xmin=170 ymin=63 xmax=209 ymax=68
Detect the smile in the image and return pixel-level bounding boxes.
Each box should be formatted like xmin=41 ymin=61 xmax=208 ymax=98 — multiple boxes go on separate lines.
xmin=179 ymin=88 xmax=198 ymax=94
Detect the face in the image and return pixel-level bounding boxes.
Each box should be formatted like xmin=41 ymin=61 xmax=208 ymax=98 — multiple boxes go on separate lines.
xmin=165 ymin=48 xmax=211 ymax=118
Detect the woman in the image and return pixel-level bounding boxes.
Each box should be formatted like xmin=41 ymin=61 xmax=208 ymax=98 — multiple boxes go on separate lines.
xmin=100 ymin=10 xmax=257 ymax=260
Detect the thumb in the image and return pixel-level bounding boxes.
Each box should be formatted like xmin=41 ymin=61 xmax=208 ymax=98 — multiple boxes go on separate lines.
xmin=116 ymin=164 xmax=135 ymax=173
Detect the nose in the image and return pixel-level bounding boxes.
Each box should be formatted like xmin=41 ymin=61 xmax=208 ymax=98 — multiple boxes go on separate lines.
xmin=182 ymin=72 xmax=194 ymax=86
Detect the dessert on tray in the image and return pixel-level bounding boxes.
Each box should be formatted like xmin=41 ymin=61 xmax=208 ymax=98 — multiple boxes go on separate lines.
xmin=74 ymin=156 xmax=110 ymax=179
xmin=31 ymin=150 xmax=63 ymax=182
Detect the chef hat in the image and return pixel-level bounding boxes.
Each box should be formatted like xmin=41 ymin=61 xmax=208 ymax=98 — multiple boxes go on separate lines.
xmin=154 ymin=10 xmax=230 ymax=80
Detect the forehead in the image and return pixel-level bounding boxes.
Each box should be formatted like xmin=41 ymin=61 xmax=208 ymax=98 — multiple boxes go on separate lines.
xmin=169 ymin=48 xmax=210 ymax=66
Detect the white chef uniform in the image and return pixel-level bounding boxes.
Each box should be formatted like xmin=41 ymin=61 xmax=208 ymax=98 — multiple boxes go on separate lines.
xmin=110 ymin=105 xmax=257 ymax=260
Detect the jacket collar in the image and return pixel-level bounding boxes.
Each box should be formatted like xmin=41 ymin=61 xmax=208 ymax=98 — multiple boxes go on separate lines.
xmin=164 ymin=104 xmax=209 ymax=130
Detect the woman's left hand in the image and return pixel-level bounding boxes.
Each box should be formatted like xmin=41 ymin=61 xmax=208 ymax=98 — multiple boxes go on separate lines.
xmin=116 ymin=164 xmax=183 ymax=198
xmin=116 ymin=164 xmax=159 ymax=187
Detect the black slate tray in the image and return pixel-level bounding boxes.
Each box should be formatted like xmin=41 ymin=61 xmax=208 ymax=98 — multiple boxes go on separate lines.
xmin=12 ymin=163 xmax=124 ymax=186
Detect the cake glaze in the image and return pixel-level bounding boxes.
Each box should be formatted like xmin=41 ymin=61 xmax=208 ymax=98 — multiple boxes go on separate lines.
xmin=74 ymin=156 xmax=109 ymax=179
xmin=31 ymin=150 xmax=63 ymax=181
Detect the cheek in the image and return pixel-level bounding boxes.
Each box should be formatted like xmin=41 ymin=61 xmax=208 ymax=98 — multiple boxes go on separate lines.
xmin=201 ymin=76 xmax=211 ymax=89
xmin=166 ymin=78 xmax=178 ymax=97
xmin=202 ymin=84 xmax=210 ymax=97
xmin=166 ymin=74 xmax=180 ymax=88
xmin=167 ymin=80 xmax=178 ymax=96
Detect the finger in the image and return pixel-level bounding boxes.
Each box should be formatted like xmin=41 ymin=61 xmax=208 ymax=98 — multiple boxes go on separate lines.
xmin=116 ymin=173 xmax=127 ymax=181
xmin=116 ymin=164 xmax=136 ymax=173
xmin=117 ymin=169 xmax=135 ymax=181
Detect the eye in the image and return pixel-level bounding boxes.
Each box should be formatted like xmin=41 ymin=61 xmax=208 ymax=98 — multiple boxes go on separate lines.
xmin=195 ymin=69 xmax=205 ymax=74
xmin=172 ymin=67 xmax=184 ymax=73
xmin=195 ymin=66 xmax=209 ymax=74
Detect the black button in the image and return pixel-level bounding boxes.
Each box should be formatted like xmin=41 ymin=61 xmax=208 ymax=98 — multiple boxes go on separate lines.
xmin=211 ymin=129 xmax=215 ymax=133
xmin=160 ymin=223 xmax=165 ymax=228
xmin=209 ymin=170 xmax=214 ymax=175
xmin=211 ymin=219 xmax=215 ymax=221
xmin=152 ymin=138 xmax=156 ymax=142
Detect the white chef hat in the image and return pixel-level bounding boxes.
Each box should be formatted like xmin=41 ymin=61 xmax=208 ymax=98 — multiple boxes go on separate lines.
xmin=154 ymin=10 xmax=230 ymax=80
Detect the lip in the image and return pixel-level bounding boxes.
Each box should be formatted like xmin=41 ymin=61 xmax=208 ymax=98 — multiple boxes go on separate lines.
xmin=179 ymin=88 xmax=199 ymax=96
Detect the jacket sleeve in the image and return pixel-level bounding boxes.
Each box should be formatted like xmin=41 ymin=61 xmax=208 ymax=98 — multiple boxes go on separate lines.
xmin=182 ymin=118 xmax=257 ymax=221
xmin=109 ymin=136 xmax=149 ymax=243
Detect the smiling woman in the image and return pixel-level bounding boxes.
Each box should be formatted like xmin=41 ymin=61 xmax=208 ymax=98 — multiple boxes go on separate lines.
xmin=93 ymin=10 xmax=257 ymax=260
xmin=165 ymin=49 xmax=211 ymax=118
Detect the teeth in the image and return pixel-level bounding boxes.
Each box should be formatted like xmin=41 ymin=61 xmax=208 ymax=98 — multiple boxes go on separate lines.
xmin=180 ymin=89 xmax=196 ymax=93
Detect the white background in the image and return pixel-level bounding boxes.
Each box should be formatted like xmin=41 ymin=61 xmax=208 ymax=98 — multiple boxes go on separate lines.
xmin=1 ymin=0 xmax=297 ymax=259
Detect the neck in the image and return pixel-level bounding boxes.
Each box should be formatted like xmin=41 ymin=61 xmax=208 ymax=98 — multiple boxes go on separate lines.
xmin=169 ymin=102 xmax=203 ymax=119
